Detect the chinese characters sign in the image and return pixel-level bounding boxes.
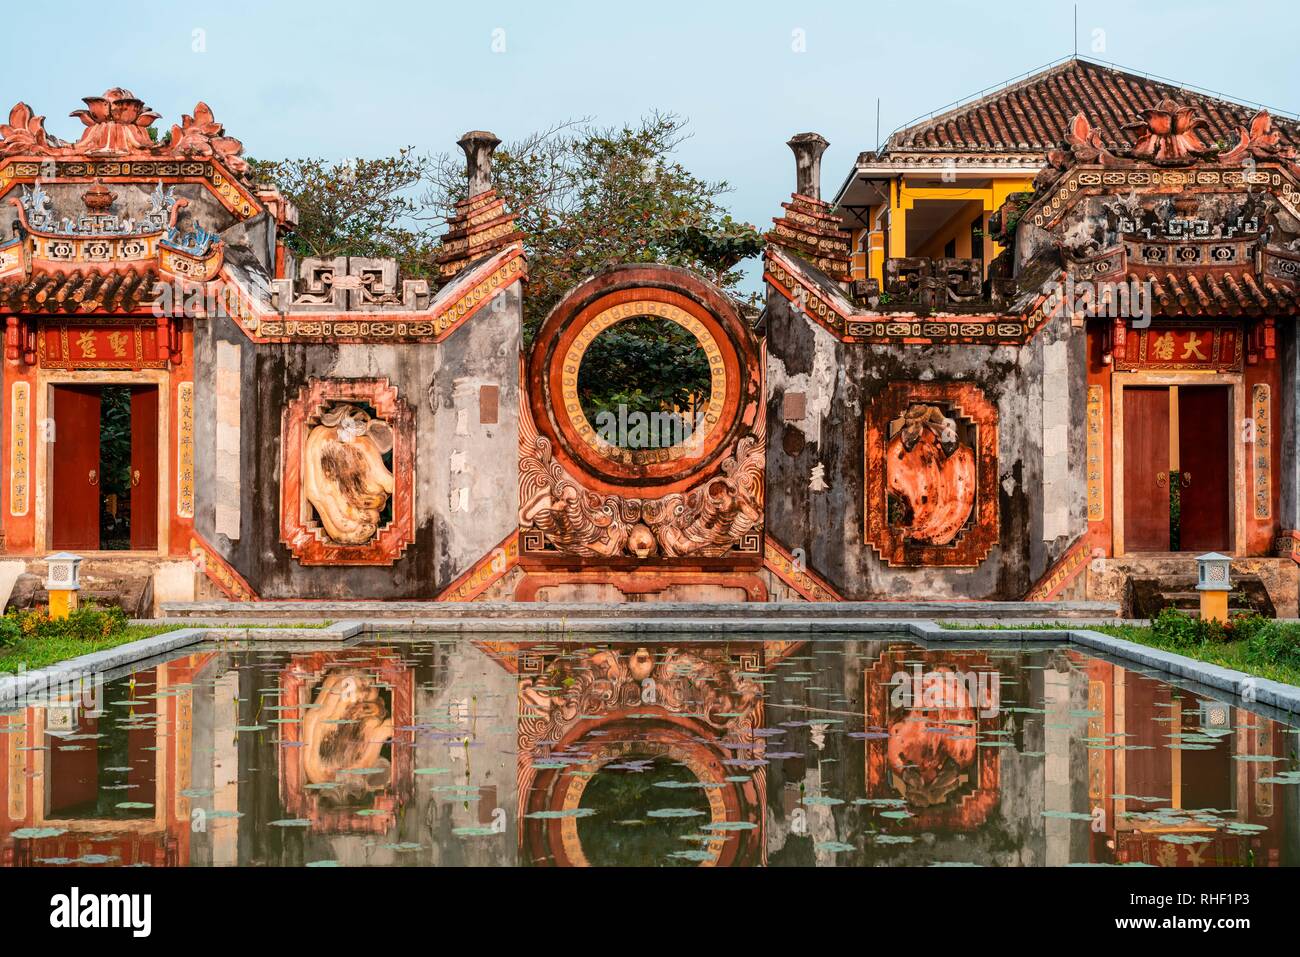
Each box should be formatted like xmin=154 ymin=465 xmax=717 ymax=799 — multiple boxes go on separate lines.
xmin=9 ymin=382 xmax=29 ymax=517
xmin=36 ymin=323 xmax=168 ymax=370
xmin=1115 ymin=325 xmax=1243 ymax=372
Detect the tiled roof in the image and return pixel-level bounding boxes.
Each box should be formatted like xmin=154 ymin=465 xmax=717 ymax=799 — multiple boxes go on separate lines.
xmin=1130 ymin=268 xmax=1300 ymax=317
xmin=0 ymin=267 xmax=159 ymax=313
xmin=884 ymin=58 xmax=1300 ymax=156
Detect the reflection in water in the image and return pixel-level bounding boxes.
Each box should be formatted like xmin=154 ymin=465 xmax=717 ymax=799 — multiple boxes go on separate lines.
xmin=0 ymin=637 xmax=1296 ymax=867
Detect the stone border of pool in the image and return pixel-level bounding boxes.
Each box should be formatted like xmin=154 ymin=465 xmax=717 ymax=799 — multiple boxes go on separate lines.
xmin=3 ymin=615 xmax=1298 ymax=716
xmin=0 ymin=620 xmax=364 ymax=707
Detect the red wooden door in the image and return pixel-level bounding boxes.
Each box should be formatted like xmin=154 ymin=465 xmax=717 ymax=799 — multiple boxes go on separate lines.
xmin=1178 ymin=385 xmax=1231 ymax=552
xmin=1123 ymin=387 xmax=1171 ymax=551
xmin=51 ymin=385 xmax=101 ymax=550
xmin=130 ymin=386 xmax=159 ymax=550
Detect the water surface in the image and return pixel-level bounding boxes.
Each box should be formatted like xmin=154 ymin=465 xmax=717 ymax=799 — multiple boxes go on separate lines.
xmin=1 ymin=635 xmax=1296 ymax=866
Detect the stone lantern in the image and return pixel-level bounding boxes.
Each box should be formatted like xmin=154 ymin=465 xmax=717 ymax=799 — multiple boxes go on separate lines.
xmin=1195 ymin=552 xmax=1232 ymax=624
xmin=45 ymin=552 xmax=83 ymax=619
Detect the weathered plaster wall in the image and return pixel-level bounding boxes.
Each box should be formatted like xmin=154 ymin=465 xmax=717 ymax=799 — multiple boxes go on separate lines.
xmin=0 ymin=181 xmax=240 ymax=239
xmin=190 ymin=290 xmax=520 ymax=599
xmin=1281 ymin=322 xmax=1299 ymax=533
xmin=764 ymin=292 xmax=1088 ymax=599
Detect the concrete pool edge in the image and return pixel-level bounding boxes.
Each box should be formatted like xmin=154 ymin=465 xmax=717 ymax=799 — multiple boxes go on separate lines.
xmin=0 ymin=620 xmax=364 ymax=706
xmin=3 ymin=616 xmax=1298 ymax=715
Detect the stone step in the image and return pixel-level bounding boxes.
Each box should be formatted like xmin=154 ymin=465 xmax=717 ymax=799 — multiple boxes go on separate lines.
xmin=159 ymin=598 xmax=1121 ymax=621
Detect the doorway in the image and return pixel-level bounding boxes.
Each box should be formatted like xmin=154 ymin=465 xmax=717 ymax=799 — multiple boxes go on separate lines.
xmin=1121 ymin=384 xmax=1231 ymax=552
xmin=50 ymin=384 xmax=159 ymax=551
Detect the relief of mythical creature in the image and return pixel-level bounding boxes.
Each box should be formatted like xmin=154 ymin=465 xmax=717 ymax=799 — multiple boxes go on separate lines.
xmin=519 ymin=646 xmax=761 ymax=753
xmin=886 ymin=404 xmax=976 ymax=546
xmin=301 ymin=668 xmax=395 ymax=808
xmin=303 ymin=404 xmax=395 ymax=545
xmin=519 ymin=402 xmax=764 ymax=558
xmin=885 ymin=665 xmax=978 ymax=809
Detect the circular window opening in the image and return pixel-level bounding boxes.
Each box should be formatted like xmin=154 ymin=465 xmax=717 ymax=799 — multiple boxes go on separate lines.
xmin=576 ymin=753 xmax=713 ymax=866
xmin=575 ymin=317 xmax=714 ymax=459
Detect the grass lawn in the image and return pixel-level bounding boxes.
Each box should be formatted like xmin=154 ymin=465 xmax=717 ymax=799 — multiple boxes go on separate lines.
xmin=0 ymin=620 xmax=334 ymax=674
xmin=939 ymin=620 xmax=1300 ymax=688
xmin=0 ymin=624 xmax=182 ymax=674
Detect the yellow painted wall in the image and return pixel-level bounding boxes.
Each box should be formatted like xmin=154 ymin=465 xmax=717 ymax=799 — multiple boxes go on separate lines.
xmin=862 ymin=176 xmax=1034 ymax=283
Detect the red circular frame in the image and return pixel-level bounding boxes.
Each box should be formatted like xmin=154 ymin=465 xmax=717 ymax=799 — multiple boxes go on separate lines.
xmin=529 ymin=266 xmax=758 ymax=496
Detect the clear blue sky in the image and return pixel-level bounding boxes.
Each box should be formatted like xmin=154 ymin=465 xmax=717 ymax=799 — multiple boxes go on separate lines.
xmin=5 ymin=0 xmax=1294 ymax=287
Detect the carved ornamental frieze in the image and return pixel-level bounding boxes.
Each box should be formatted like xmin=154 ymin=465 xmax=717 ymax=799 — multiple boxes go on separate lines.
xmin=864 ymin=648 xmax=1002 ymax=829
xmin=865 ymin=381 xmax=999 ymax=567
xmin=517 ymin=643 xmax=765 ymax=867
xmin=280 ymin=378 xmax=414 ymax=565
xmin=1011 ymin=104 xmax=1300 ymax=307
xmin=519 ymin=265 xmax=764 ymax=564
xmin=0 ymin=89 xmax=249 ymax=175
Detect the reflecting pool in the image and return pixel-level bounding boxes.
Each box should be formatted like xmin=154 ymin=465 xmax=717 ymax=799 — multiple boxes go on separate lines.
xmin=1 ymin=636 xmax=1297 ymax=866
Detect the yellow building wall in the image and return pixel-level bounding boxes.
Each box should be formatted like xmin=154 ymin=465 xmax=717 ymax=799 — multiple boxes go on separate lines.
xmin=868 ymin=177 xmax=1034 ymax=283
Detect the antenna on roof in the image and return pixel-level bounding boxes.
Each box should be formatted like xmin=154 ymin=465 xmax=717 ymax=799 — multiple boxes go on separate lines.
xmin=875 ymin=98 xmax=881 ymax=152
xmin=1073 ymin=4 xmax=1078 ymax=57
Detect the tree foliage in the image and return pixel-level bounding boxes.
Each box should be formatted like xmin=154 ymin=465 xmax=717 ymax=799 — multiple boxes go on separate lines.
xmin=248 ymin=149 xmax=439 ymax=277
xmin=251 ymin=114 xmax=763 ymax=415
xmin=423 ymin=112 xmax=763 ymax=341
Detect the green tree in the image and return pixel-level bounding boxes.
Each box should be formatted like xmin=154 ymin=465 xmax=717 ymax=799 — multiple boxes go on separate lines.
xmin=248 ymin=149 xmax=439 ymax=277
xmin=251 ymin=115 xmax=763 ymax=422
xmin=424 ymin=112 xmax=763 ymax=342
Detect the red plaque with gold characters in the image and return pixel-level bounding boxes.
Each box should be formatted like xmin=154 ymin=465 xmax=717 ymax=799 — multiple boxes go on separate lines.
xmin=37 ymin=321 xmax=169 ymax=370
xmin=1114 ymin=325 xmax=1243 ymax=372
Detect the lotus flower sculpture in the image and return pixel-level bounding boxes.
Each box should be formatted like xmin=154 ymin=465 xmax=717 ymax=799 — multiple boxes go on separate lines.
xmin=69 ymin=88 xmax=161 ymax=154
xmin=1126 ymin=98 xmax=1212 ymax=165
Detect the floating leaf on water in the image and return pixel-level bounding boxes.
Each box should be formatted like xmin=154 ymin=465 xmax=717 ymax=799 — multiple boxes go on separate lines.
xmin=668 ymin=849 xmax=717 ymax=862
xmin=524 ymin=808 xmax=597 ymax=820
xmin=115 ymin=802 xmax=153 ymax=810
xmin=306 ymin=860 xmax=340 ymax=867
xmin=11 ymin=827 xmax=66 ymax=839
xmin=703 ymin=821 xmax=757 ymax=831
xmin=815 ymin=841 xmax=855 ymax=853
xmin=647 ymin=808 xmax=707 ymax=818
xmin=453 ymin=826 xmax=497 ymax=836
xmin=269 ymin=818 xmax=312 ymax=827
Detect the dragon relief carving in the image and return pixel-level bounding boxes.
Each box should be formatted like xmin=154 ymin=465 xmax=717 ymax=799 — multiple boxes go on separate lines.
xmin=519 ymin=399 xmax=764 ymax=558
xmin=519 ymin=646 xmax=761 ymax=753
xmin=886 ymin=404 xmax=976 ymax=547
xmin=302 ymin=404 xmax=395 ymax=546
